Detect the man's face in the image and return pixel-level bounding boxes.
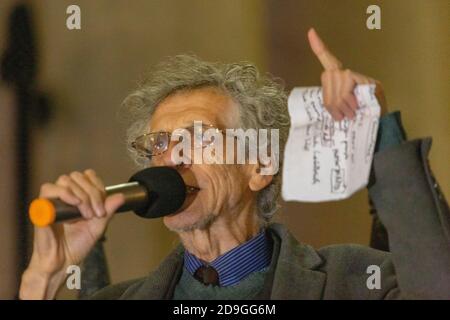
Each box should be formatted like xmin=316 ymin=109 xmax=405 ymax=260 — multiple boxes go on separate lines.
xmin=149 ymin=87 xmax=256 ymax=232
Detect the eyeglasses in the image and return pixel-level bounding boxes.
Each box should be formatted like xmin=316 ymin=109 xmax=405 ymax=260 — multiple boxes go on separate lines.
xmin=131 ymin=124 xmax=222 ymax=159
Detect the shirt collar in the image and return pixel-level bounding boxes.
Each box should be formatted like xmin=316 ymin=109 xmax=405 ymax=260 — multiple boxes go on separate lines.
xmin=183 ymin=229 xmax=272 ymax=287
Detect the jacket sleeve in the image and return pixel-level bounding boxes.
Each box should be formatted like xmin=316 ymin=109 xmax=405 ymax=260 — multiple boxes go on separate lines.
xmin=369 ymin=137 xmax=450 ymax=299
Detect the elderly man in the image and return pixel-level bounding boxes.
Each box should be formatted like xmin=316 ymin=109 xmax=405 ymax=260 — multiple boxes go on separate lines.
xmin=19 ymin=29 xmax=450 ymax=299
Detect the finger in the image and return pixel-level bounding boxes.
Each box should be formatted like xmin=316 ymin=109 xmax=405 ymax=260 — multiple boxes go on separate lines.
xmin=340 ymin=71 xmax=359 ymax=111
xmin=322 ymin=71 xmax=344 ymax=121
xmin=104 ymin=193 xmax=126 ymax=218
xmin=321 ymin=71 xmax=334 ymax=110
xmin=70 ymin=171 xmax=106 ymax=218
xmin=340 ymin=102 xmax=356 ymax=119
xmin=350 ymin=71 xmax=373 ymax=85
xmin=84 ymin=169 xmax=105 ymax=191
xmin=57 ymin=174 xmax=94 ymax=219
xmin=307 ymin=28 xmax=343 ymax=70
xmin=331 ymin=72 xmax=349 ymax=120
xmin=348 ymin=71 xmax=388 ymax=113
xmin=329 ymin=108 xmax=345 ymax=121
xmin=343 ymin=93 xmax=359 ymax=111
xmin=39 ymin=183 xmax=81 ymax=206
xmin=84 ymin=170 xmax=108 ymax=218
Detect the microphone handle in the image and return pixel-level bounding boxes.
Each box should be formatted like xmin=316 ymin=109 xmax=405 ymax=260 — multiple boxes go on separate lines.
xmin=30 ymin=182 xmax=149 ymax=226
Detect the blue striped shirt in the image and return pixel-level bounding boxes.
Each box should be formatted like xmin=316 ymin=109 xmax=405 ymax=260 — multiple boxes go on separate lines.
xmin=183 ymin=229 xmax=272 ymax=287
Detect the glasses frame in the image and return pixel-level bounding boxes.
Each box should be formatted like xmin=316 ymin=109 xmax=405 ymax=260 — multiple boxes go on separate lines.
xmin=131 ymin=123 xmax=221 ymax=159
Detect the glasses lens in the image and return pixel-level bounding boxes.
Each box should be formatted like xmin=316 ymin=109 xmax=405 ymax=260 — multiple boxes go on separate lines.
xmin=134 ymin=132 xmax=169 ymax=156
xmin=153 ymin=132 xmax=169 ymax=153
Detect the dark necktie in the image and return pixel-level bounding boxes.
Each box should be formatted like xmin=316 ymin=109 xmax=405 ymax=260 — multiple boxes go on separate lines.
xmin=193 ymin=265 xmax=220 ymax=286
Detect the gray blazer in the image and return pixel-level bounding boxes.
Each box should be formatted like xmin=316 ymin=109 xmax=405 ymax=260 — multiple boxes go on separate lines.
xmin=90 ymin=138 xmax=450 ymax=299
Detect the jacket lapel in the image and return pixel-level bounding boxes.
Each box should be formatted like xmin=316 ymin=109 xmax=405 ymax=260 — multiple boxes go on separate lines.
xmin=268 ymin=224 xmax=327 ymax=299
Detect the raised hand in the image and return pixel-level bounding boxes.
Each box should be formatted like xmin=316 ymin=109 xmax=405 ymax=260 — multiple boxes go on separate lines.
xmin=307 ymin=28 xmax=387 ymax=120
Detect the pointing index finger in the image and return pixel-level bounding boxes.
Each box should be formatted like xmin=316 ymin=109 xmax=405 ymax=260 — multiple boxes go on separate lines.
xmin=308 ymin=28 xmax=343 ymax=70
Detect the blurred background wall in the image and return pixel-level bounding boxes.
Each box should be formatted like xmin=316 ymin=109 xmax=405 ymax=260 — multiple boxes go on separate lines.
xmin=0 ymin=0 xmax=448 ymax=299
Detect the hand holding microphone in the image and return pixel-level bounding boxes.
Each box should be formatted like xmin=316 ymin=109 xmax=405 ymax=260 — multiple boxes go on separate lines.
xmin=29 ymin=166 xmax=188 ymax=227
xmin=20 ymin=166 xmax=190 ymax=300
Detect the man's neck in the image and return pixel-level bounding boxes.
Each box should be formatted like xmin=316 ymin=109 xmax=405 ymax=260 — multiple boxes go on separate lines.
xmin=178 ymin=205 xmax=261 ymax=262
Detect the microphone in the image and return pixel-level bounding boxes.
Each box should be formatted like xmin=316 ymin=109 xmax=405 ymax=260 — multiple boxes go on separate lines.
xmin=29 ymin=166 xmax=191 ymax=227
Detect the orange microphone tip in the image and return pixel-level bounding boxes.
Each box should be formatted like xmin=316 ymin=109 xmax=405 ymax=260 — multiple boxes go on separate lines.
xmin=29 ymin=198 xmax=56 ymax=227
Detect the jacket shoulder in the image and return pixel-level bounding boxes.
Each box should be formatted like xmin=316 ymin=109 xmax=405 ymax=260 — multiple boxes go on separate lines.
xmin=317 ymin=244 xmax=398 ymax=299
xmin=318 ymin=243 xmax=390 ymax=266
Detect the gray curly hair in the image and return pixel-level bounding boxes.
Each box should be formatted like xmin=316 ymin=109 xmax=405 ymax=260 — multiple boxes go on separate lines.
xmin=122 ymin=55 xmax=290 ymax=222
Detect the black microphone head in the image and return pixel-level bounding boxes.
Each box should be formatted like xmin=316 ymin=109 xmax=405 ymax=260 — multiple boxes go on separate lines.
xmin=128 ymin=166 xmax=186 ymax=219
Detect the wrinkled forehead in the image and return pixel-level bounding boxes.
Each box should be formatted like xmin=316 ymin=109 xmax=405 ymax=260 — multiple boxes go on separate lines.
xmin=148 ymin=87 xmax=241 ymax=132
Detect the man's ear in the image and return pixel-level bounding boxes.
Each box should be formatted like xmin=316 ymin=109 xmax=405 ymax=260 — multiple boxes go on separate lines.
xmin=248 ymin=163 xmax=273 ymax=192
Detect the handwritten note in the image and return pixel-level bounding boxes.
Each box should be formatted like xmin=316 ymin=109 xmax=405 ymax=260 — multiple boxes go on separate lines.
xmin=282 ymin=84 xmax=380 ymax=202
